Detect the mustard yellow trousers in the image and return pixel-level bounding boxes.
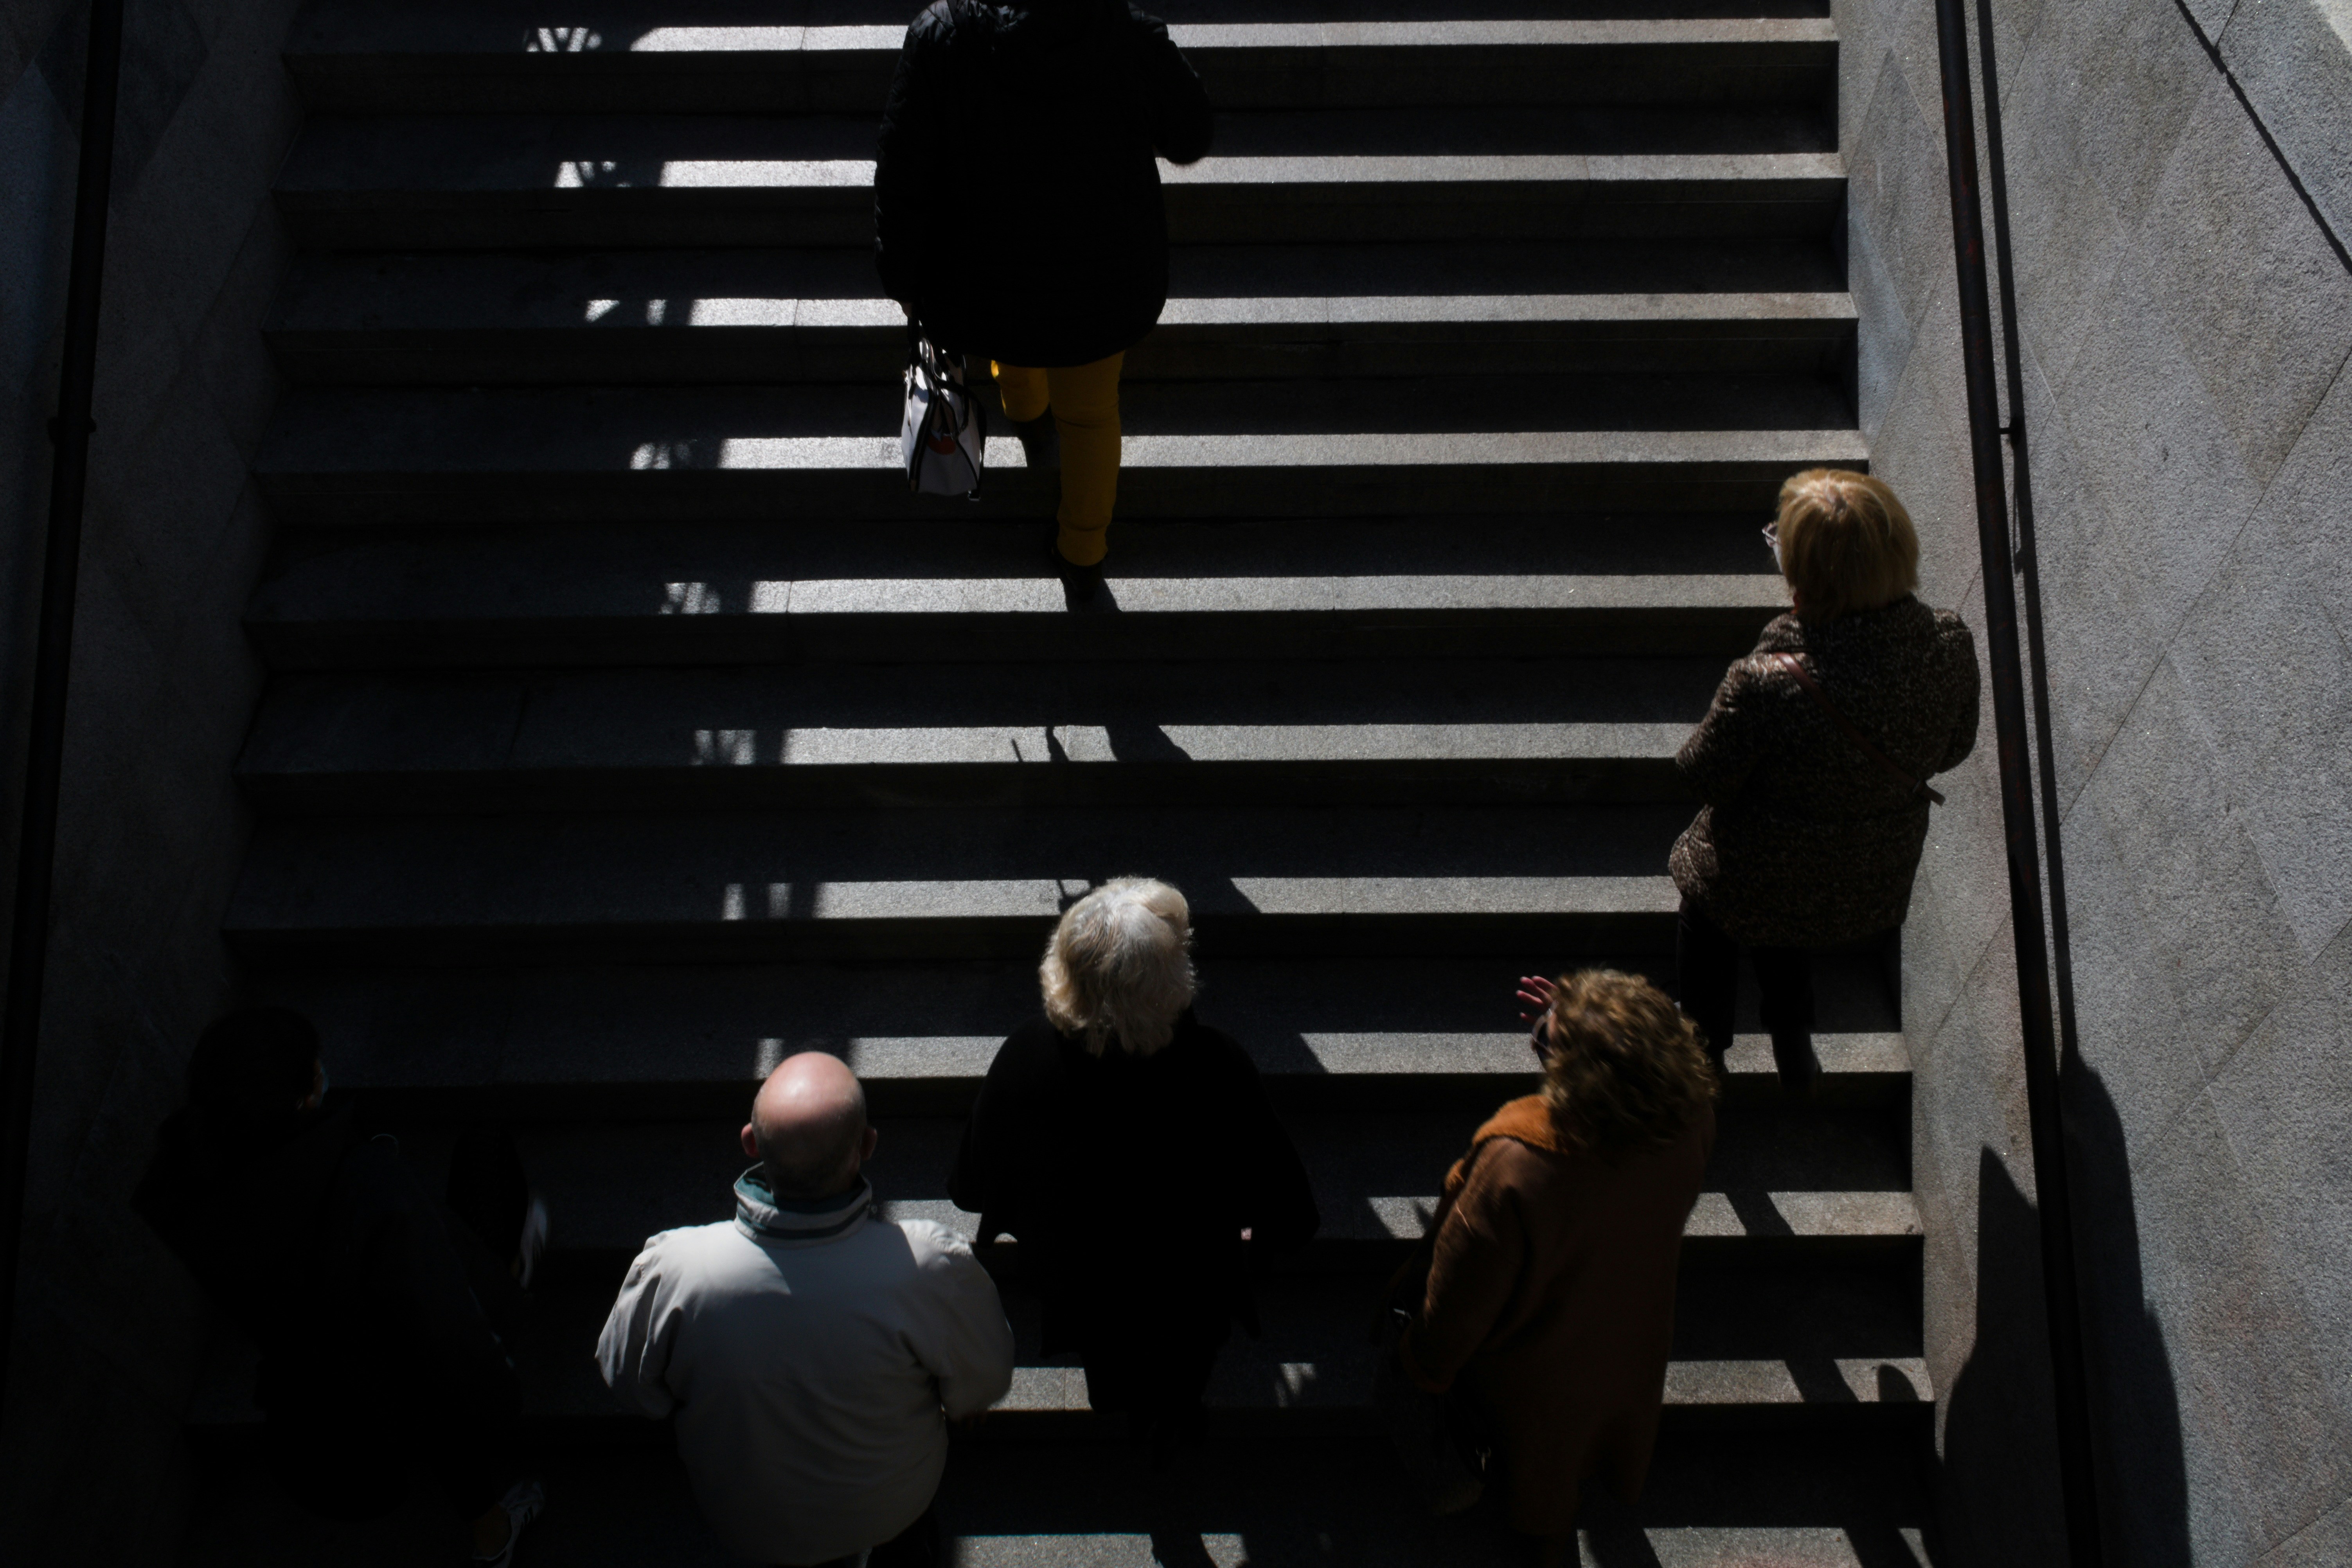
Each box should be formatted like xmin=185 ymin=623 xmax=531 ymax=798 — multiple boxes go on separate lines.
xmin=993 ymin=352 xmax=1125 ymax=566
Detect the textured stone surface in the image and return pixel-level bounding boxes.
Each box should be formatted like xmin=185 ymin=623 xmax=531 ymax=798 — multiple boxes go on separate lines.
xmin=2218 ymin=0 xmax=2352 ymax=252
xmin=1844 ymin=0 xmax=2352 ymax=1561
xmin=2129 ymin=72 xmax=2352 ymax=487
xmin=0 ymin=4 xmax=307 ymax=1566
xmin=176 ymin=1425 xmax=1934 ymax=1568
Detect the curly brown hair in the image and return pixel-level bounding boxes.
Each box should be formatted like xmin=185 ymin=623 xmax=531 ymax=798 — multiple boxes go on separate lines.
xmin=1539 ymin=969 xmax=1718 ymax=1156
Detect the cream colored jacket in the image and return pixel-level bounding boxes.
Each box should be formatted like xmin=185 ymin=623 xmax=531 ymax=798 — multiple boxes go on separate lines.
xmin=598 ymin=1169 xmax=1013 ymax=1564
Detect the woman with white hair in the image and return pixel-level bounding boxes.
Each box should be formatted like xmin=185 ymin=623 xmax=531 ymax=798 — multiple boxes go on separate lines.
xmin=949 ymin=878 xmax=1318 ymax=1455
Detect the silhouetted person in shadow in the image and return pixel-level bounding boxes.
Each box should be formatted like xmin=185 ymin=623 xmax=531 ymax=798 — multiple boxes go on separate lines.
xmin=1940 ymin=1063 xmax=2190 ymax=1567
xmin=1673 ymin=469 xmax=1980 ymax=1094
xmin=134 ymin=1008 xmax=546 ymax=1564
xmin=2063 ymin=1064 xmax=2190 ymax=1565
xmin=875 ymin=0 xmax=1213 ymax=593
xmin=1393 ymin=970 xmax=1716 ymax=1568
xmin=951 ymin=878 xmax=1318 ymax=1463
xmin=599 ymin=1053 xmax=1013 ymax=1568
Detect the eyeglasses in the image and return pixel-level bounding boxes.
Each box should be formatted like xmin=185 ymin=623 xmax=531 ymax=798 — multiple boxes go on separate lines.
xmin=1761 ymin=520 xmax=1781 ymax=557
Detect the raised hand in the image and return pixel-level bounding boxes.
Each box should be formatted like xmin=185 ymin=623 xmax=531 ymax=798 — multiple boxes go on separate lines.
xmin=1515 ymin=973 xmax=1559 ymax=1024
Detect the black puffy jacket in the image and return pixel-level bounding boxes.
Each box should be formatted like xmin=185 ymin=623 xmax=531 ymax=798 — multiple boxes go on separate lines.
xmin=875 ymin=0 xmax=1213 ymax=367
xmin=135 ymin=1105 xmax=518 ymax=1466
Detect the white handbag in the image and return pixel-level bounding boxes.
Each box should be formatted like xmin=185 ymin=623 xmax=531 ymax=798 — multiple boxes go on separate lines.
xmin=901 ymin=327 xmax=986 ymax=496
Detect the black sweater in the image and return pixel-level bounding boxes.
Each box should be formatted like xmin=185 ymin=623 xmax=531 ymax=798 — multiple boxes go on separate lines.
xmin=874 ymin=0 xmax=1214 ymax=366
xmin=950 ymin=1011 xmax=1318 ymax=1348
xmin=135 ymin=1103 xmax=514 ymax=1426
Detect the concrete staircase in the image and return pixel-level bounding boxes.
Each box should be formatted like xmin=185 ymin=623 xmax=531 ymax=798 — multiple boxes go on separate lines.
xmin=183 ymin=2 xmax=1937 ymax=1563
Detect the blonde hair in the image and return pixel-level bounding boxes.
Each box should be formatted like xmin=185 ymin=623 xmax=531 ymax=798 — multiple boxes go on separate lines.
xmin=1039 ymin=878 xmax=1197 ymax=1056
xmin=1775 ymin=468 xmax=1919 ymax=623
xmin=1540 ymin=970 xmax=1718 ymax=1156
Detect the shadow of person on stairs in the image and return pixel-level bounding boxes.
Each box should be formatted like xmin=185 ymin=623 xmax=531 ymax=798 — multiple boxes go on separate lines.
xmin=1937 ymin=1063 xmax=2189 ymax=1568
xmin=1147 ymin=1527 xmax=1221 ymax=1567
xmin=1574 ymin=1486 xmax=1666 ymax=1568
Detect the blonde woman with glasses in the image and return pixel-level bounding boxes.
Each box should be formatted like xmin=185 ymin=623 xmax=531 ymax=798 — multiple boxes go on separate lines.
xmin=1671 ymin=468 xmax=1981 ymax=1094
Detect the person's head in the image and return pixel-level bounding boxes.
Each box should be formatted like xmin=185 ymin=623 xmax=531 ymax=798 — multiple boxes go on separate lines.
xmin=1534 ymin=970 xmax=1717 ymax=1156
xmin=1039 ymin=878 xmax=1196 ymax=1056
xmin=186 ymin=1007 xmax=323 ymax=1138
xmin=739 ymin=1052 xmax=875 ymax=1199
xmin=1771 ymin=468 xmax=1919 ymax=623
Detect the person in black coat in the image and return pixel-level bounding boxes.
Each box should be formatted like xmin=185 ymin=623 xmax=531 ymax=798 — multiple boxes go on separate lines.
xmin=135 ymin=1009 xmax=545 ymax=1564
xmin=875 ymin=0 xmax=1214 ymax=573
xmin=949 ymin=879 xmax=1318 ymax=1453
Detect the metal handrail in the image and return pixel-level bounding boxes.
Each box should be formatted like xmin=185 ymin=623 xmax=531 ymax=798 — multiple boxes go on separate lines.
xmin=0 ymin=0 xmax=127 ymax=1420
xmin=1930 ymin=0 xmax=2104 ymax=1560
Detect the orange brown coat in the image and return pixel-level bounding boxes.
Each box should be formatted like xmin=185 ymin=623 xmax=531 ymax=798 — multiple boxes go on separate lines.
xmin=1401 ymin=1095 xmax=1715 ymax=1537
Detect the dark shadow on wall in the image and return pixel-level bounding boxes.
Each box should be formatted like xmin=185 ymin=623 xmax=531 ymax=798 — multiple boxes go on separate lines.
xmin=1935 ymin=1149 xmax=2069 ymax=1566
xmin=1935 ymin=1064 xmax=2189 ymax=1567
xmin=2064 ymin=1061 xmax=2191 ymax=1568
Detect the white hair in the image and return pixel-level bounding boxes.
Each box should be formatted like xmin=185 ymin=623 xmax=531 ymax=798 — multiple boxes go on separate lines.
xmin=1039 ymin=878 xmax=1197 ymax=1056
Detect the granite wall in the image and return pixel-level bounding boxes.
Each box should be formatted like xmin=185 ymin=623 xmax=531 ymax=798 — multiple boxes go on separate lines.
xmin=1834 ymin=0 xmax=2352 ymax=1563
xmin=0 ymin=0 xmax=304 ymax=1561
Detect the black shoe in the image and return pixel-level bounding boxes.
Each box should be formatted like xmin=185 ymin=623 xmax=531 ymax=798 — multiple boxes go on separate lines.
xmin=1771 ymin=1032 xmax=1821 ymax=1099
xmin=1048 ymin=536 xmax=1103 ymax=606
xmin=1009 ymin=412 xmax=1059 ymax=471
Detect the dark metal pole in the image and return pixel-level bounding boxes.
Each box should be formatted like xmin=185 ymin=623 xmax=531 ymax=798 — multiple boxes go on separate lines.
xmin=1930 ymin=1 xmax=2104 ymax=1561
xmin=0 ymin=0 xmax=128 ymax=1418
xmin=1972 ymin=0 xmax=2089 ymax=1191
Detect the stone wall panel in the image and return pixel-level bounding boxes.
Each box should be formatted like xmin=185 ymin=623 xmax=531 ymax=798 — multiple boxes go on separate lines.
xmin=2141 ymin=1088 xmax=2352 ymax=1556
xmin=2055 ymin=253 xmax=2264 ymax=639
xmin=2167 ymin=509 xmax=2352 ymax=959
xmin=2207 ymin=976 xmax=2352 ymax=1430
xmin=2016 ymin=0 xmax=2214 ymax=225
xmin=1846 ymin=0 xmax=2352 ymax=1559
xmin=0 ymin=0 xmax=306 ymax=1562
xmin=2131 ymin=74 xmax=2352 ymax=486
xmin=2085 ymin=661 xmax=2307 ymax=1068
xmin=2221 ymin=0 xmax=2352 ymax=248
xmin=1850 ymin=41 xmax=1954 ymax=339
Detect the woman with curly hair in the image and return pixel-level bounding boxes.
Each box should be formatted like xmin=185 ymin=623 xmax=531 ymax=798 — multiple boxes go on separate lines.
xmin=1398 ymin=969 xmax=1717 ymax=1563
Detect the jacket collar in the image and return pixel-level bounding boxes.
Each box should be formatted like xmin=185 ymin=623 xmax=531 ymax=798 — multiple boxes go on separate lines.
xmin=733 ymin=1166 xmax=874 ymax=1246
xmin=1445 ymin=1095 xmax=1575 ymax=1196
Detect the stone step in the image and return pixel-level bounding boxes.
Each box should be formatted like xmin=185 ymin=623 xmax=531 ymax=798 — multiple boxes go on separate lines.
xmin=225 ymin=802 xmax=1699 ymax=964
xmin=500 ymin=1112 xmax=1914 ymax=1263
xmin=287 ymin=9 xmax=1838 ymax=115
xmin=189 ymin=1241 xmax=1926 ymax=1431
xmin=178 ymin=1424 xmax=1932 ymax=1568
xmin=246 ymin=515 xmax=1794 ymax=667
xmin=256 ymin=953 xmax=1907 ymax=1116
xmin=266 ymin=241 xmax=1850 ymax=383
xmin=266 ymin=248 xmax=1857 ymax=384
xmin=187 ymin=1108 xmax=1925 ymax=1426
xmin=236 ymin=657 xmax=1736 ymax=812
xmin=930 ymin=1428 xmax=1936 ymax=1568
xmin=276 ymin=112 xmax=1847 ymax=247
xmin=253 ymin=379 xmax=1863 ymax=524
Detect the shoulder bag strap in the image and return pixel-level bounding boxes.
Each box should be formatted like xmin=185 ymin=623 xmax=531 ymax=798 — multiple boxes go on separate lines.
xmin=1764 ymin=651 xmax=1947 ymax=806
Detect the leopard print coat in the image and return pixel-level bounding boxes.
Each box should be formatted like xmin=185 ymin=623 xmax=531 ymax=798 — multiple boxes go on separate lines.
xmin=1669 ymin=596 xmax=1980 ymax=948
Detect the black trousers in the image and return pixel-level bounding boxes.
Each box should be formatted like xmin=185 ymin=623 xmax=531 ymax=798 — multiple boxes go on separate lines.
xmin=448 ymin=1122 xmax=531 ymax=1274
xmin=795 ymin=1502 xmax=942 ymax=1568
xmin=1676 ymin=895 xmax=1816 ymax=1072
xmin=270 ymin=1124 xmax=531 ymax=1522
xmin=267 ymin=1381 xmax=518 ymax=1522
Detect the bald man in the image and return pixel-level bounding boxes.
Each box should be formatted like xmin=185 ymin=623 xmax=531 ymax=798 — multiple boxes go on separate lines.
xmin=598 ymin=1054 xmax=1013 ymax=1567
